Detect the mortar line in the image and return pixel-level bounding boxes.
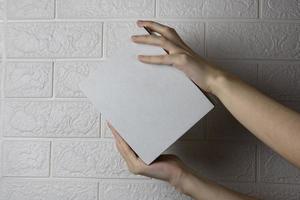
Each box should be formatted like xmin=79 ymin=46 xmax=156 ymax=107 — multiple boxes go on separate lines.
xmin=259 ymin=0 xmax=263 ymax=19
xmin=257 ymin=0 xmax=260 ymax=19
xmin=49 ymin=141 xmax=53 ymax=177
xmin=153 ymin=0 xmax=157 ymax=18
xmin=54 ymin=0 xmax=57 ymax=19
xmin=101 ymin=22 xmax=106 ymax=59
xmin=0 ymin=0 xmax=8 ymax=143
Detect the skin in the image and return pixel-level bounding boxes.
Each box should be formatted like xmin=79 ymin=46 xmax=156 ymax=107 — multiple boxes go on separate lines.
xmin=108 ymin=20 xmax=300 ymax=200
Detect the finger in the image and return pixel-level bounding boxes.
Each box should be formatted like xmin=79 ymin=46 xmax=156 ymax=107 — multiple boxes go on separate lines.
xmin=136 ymin=20 xmax=190 ymax=49
xmin=137 ymin=20 xmax=171 ymax=34
xmin=137 ymin=20 xmax=178 ymax=41
xmin=107 ymin=122 xmax=122 ymax=140
xmin=131 ymin=35 xmax=181 ymax=53
xmin=138 ymin=54 xmax=177 ymax=65
xmin=107 ymin=122 xmax=138 ymax=162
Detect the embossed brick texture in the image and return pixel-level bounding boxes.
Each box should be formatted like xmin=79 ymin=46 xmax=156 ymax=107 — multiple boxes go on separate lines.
xmin=52 ymin=140 xmax=139 ymax=178
xmin=54 ymin=61 xmax=100 ymax=98
xmin=99 ymin=180 xmax=191 ymax=200
xmin=2 ymin=140 xmax=50 ymax=177
xmin=6 ymin=22 xmax=103 ymax=58
xmin=207 ymin=22 xmax=300 ymax=59
xmin=0 ymin=0 xmax=4 ymax=19
xmin=0 ymin=180 xmax=98 ymax=200
xmin=7 ymin=0 xmax=55 ymax=19
xmin=3 ymin=101 xmax=100 ymax=137
xmin=1 ymin=0 xmax=300 ymax=199
xmin=262 ymin=0 xmax=300 ymax=19
xmin=57 ymin=0 xmax=155 ymax=18
xmin=158 ymin=0 xmax=258 ymax=18
xmin=257 ymin=62 xmax=300 ymax=100
xmin=4 ymin=62 xmax=53 ymax=97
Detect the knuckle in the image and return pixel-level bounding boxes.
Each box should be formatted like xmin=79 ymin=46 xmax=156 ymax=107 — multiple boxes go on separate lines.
xmin=169 ymin=27 xmax=176 ymax=32
xmin=166 ymin=27 xmax=175 ymax=33
xmin=159 ymin=37 xmax=167 ymax=45
xmin=178 ymin=54 xmax=189 ymax=65
xmin=148 ymin=21 xmax=155 ymax=26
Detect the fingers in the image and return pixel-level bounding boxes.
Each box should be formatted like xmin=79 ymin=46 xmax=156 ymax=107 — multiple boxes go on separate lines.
xmin=138 ymin=54 xmax=173 ymax=65
xmin=131 ymin=34 xmax=181 ymax=54
xmin=137 ymin=20 xmax=176 ymax=39
xmin=108 ymin=123 xmax=138 ymax=161
xmin=107 ymin=122 xmax=146 ymax=174
xmin=138 ymin=53 xmax=189 ymax=67
xmin=136 ymin=20 xmax=195 ymax=55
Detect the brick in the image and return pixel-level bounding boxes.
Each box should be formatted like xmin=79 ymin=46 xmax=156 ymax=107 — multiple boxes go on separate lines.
xmin=6 ymin=22 xmax=103 ymax=58
xmin=0 ymin=23 xmax=3 ymax=57
xmin=7 ymin=0 xmax=55 ymax=19
xmin=0 ymin=63 xmax=2 ymax=95
xmin=166 ymin=141 xmax=256 ymax=182
xmin=206 ymin=101 xmax=255 ymax=140
xmin=259 ymin=144 xmax=300 ymax=184
xmin=257 ymin=62 xmax=300 ymax=100
xmin=2 ymin=140 xmax=50 ymax=177
xmin=55 ymin=61 xmax=99 ymax=98
xmin=0 ymin=141 xmax=2 ymax=177
xmin=258 ymin=183 xmax=300 ymax=200
xmin=106 ymin=21 xmax=205 ymax=57
xmin=52 ymin=140 xmax=139 ymax=178
xmin=262 ymin=0 xmax=300 ymax=19
xmin=57 ymin=0 xmax=155 ymax=18
xmin=0 ymin=180 xmax=98 ymax=200
xmin=4 ymin=62 xmax=53 ymax=97
xmin=99 ymin=180 xmax=191 ymax=200
xmin=207 ymin=23 xmax=300 ymax=59
xmin=0 ymin=0 xmax=3 ymax=19
xmin=3 ymin=101 xmax=100 ymax=137
xmin=158 ymin=0 xmax=258 ymax=18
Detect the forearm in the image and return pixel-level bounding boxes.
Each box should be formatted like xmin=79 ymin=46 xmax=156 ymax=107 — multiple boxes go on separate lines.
xmin=209 ymin=70 xmax=300 ymax=167
xmin=180 ymin=172 xmax=255 ymax=200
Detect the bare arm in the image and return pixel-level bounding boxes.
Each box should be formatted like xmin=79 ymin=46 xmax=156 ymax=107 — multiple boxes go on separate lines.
xmin=211 ymin=72 xmax=300 ymax=167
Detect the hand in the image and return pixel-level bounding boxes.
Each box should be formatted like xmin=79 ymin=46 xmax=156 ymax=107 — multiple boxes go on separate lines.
xmin=108 ymin=122 xmax=191 ymax=191
xmin=132 ymin=20 xmax=224 ymax=94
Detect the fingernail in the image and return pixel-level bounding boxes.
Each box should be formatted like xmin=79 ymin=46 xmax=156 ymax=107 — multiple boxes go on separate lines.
xmin=138 ymin=55 xmax=145 ymax=60
xmin=137 ymin=20 xmax=143 ymax=26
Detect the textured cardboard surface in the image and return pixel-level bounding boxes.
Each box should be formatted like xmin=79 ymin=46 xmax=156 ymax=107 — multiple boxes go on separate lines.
xmin=80 ymin=32 xmax=214 ymax=164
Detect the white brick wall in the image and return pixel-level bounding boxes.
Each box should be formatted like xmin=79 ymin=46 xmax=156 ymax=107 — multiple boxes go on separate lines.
xmin=0 ymin=0 xmax=300 ymax=200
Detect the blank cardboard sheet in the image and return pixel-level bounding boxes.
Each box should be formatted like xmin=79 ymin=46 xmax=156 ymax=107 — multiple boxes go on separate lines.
xmin=80 ymin=31 xmax=214 ymax=164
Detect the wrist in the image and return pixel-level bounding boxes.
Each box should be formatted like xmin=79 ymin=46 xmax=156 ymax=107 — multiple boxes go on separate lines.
xmin=176 ymin=170 xmax=203 ymax=197
xmin=207 ymin=68 xmax=231 ymax=97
